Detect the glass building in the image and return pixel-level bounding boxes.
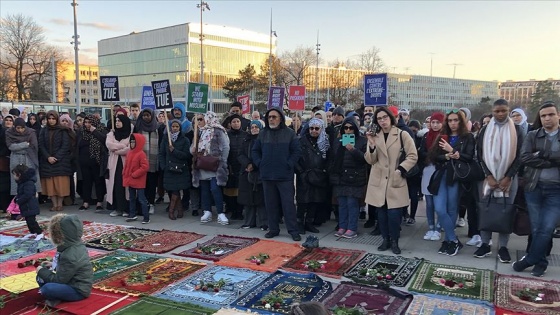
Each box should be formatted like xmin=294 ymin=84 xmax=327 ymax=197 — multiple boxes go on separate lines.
xmin=98 ymin=23 xmax=274 ymax=112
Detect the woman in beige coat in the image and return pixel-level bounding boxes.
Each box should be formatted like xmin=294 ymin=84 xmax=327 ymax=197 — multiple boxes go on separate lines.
xmin=365 ymin=107 xmax=418 ymax=254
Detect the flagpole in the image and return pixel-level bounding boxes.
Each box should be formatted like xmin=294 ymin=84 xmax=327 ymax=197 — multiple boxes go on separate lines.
xmin=268 ymin=8 xmax=272 ymax=88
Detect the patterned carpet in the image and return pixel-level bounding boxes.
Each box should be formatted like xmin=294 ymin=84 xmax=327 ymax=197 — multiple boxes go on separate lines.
xmin=344 ymin=253 xmax=423 ymax=287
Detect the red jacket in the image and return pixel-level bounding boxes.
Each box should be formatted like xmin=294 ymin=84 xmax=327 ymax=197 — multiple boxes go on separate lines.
xmin=122 ymin=133 xmax=149 ymax=189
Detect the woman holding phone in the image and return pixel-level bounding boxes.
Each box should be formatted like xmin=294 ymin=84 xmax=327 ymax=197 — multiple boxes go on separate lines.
xmin=427 ymin=109 xmax=475 ymax=256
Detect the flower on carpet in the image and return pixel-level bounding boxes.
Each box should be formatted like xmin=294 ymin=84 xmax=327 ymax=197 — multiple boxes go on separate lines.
xmin=516 ymin=287 xmax=545 ymax=302
xmin=359 ymin=265 xmax=396 ymax=282
xmin=259 ymin=291 xmax=284 ymax=309
xmin=302 ymin=259 xmax=325 ymax=271
xmin=194 ymin=278 xmax=227 ymax=292
xmin=246 ymin=253 xmax=270 ymax=265
xmin=331 ymin=305 xmax=367 ymax=315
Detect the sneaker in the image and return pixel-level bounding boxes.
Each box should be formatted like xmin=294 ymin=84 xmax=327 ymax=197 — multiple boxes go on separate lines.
xmin=34 ymin=233 xmax=44 ymax=241
xmin=109 ymin=211 xmax=122 ymax=217
xmin=334 ymin=229 xmax=346 ymax=237
xmin=240 ymin=224 xmax=252 ymax=229
xmin=438 ymin=241 xmax=449 ymax=254
xmin=477 ymin=239 xmax=492 ymax=248
xmin=446 ymin=240 xmax=463 ymax=256
xmin=473 ymin=243 xmax=492 ymax=258
xmin=302 ymin=235 xmax=319 ymax=249
xmin=531 ymin=264 xmax=547 ymax=277
xmin=155 ymin=196 xmax=164 ymax=204
xmin=141 ymin=219 xmax=150 ymax=224
xmin=291 ymin=233 xmax=301 ymax=241
xmin=512 ymin=256 xmax=532 ymax=272
xmin=217 ymin=213 xmax=229 ymax=225
xmin=23 ymin=233 xmax=36 ymax=239
xmin=456 ymin=218 xmax=466 ymax=227
xmin=44 ymin=299 xmax=61 ymax=308
xmin=466 ymin=235 xmax=482 ymax=246
xmin=342 ymin=230 xmax=358 ymax=239
xmin=553 ymin=228 xmax=560 ymax=239
xmin=200 ymin=211 xmax=212 ymax=223
xmin=260 ymin=225 xmax=268 ymax=231
xmin=430 ymin=231 xmax=441 ymax=241
xmin=405 ymin=218 xmax=415 ymax=226
xmin=264 ymin=231 xmax=279 ymax=238
xmin=122 ymin=213 xmax=129 ymax=217
xmin=126 ymin=216 xmax=138 ymax=222
xmin=423 ymin=230 xmax=435 ymax=240
xmin=498 ymin=247 xmax=511 ymax=263
xmin=148 ymin=204 xmax=155 ymax=215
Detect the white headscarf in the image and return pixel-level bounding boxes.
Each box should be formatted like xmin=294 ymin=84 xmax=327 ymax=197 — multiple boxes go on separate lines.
xmin=198 ymin=111 xmax=226 ymax=154
xmin=308 ymin=118 xmax=330 ymax=158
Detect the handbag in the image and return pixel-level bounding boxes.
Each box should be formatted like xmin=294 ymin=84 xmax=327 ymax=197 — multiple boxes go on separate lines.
xmin=398 ymin=131 xmax=420 ymax=178
xmin=306 ymin=169 xmax=328 ymax=187
xmin=477 ymin=193 xmax=516 ymax=234
xmin=7 ymin=197 xmax=20 ymax=215
xmin=451 ymin=159 xmax=484 ymax=182
xmin=194 ymin=153 xmax=220 ymax=172
xmin=247 ymin=171 xmax=261 ymax=185
xmin=168 ymin=161 xmax=185 ymax=174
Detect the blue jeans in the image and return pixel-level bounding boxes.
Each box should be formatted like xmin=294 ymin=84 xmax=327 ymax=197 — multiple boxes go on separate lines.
xmin=337 ymin=196 xmax=359 ymax=232
xmin=377 ymin=204 xmax=402 ymax=240
xmin=425 ymin=195 xmax=436 ymax=229
xmin=39 ymin=282 xmax=84 ymax=302
xmin=433 ymin=172 xmax=459 ymax=241
xmin=129 ymin=188 xmax=148 ymax=221
xmin=200 ymin=178 xmax=224 ymax=214
xmin=524 ymin=182 xmax=560 ymax=267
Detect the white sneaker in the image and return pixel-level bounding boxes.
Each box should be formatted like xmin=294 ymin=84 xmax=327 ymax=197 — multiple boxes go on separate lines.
xmin=466 ymin=235 xmax=482 ymax=246
xmin=423 ymin=230 xmax=435 ymax=240
xmin=109 ymin=211 xmax=122 ymax=217
xmin=217 ymin=213 xmax=229 ymax=225
xmin=23 ymin=233 xmax=36 ymax=239
xmin=200 ymin=211 xmax=212 ymax=223
xmin=456 ymin=218 xmax=466 ymax=227
xmin=148 ymin=204 xmax=155 ymax=215
xmin=430 ymin=231 xmax=441 ymax=241
xmin=122 ymin=213 xmax=129 ymax=217
xmin=34 ymin=233 xmax=44 ymax=241
xmin=477 ymin=239 xmax=492 ymax=248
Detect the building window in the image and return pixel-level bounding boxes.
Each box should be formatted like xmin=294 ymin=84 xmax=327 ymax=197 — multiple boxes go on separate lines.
xmin=93 ymin=72 xmax=98 ymax=76
xmin=80 ymin=80 xmax=85 ymax=85
xmin=93 ymin=80 xmax=98 ymax=85
xmin=81 ymin=89 xmax=86 ymax=94
xmin=81 ymin=98 xmax=86 ymax=103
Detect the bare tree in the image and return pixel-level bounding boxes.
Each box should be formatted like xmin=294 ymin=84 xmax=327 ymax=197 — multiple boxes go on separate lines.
xmin=347 ymin=46 xmax=386 ymax=73
xmin=279 ymin=46 xmax=316 ymax=86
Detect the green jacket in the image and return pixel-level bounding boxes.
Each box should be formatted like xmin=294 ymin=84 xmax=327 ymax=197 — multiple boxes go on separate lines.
xmin=37 ymin=214 xmax=93 ymax=297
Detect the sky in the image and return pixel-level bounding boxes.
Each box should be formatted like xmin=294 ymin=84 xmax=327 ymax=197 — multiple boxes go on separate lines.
xmin=1 ymin=0 xmax=559 ymax=82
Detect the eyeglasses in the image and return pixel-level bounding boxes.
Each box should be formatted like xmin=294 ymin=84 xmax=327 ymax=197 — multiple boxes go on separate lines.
xmin=447 ymin=118 xmax=459 ymax=123
xmin=377 ymin=115 xmax=390 ymax=121
xmin=268 ymin=115 xmax=279 ymax=119
xmin=446 ymin=109 xmax=460 ymax=114
xmin=309 ymin=127 xmax=321 ymax=131
xmin=197 ymin=118 xmax=203 ymax=121
xmin=343 ymin=126 xmax=353 ymax=130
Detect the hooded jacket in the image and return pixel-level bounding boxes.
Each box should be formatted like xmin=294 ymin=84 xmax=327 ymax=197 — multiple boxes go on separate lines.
xmin=328 ymin=117 xmax=368 ymax=187
xmin=172 ymin=102 xmax=193 ymax=134
xmin=122 ymin=133 xmax=149 ymax=189
xmin=37 ymin=214 xmax=93 ymax=298
xmin=252 ymin=108 xmax=301 ymax=181
xmin=15 ymin=167 xmax=40 ymax=216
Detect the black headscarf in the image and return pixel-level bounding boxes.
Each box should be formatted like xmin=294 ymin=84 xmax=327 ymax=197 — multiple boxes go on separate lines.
xmin=114 ymin=115 xmax=132 ymax=141
xmin=82 ymin=115 xmax=103 ymax=164
xmin=26 ymin=113 xmax=42 ymax=135
xmin=134 ymin=108 xmax=158 ymax=133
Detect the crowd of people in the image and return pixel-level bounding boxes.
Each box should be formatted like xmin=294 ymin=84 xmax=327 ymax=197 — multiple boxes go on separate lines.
xmin=1 ymin=99 xmax=559 ymax=278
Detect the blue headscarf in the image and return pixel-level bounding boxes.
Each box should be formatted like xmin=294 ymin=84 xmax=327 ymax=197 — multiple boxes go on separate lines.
xmin=250 ymin=120 xmax=263 ymax=130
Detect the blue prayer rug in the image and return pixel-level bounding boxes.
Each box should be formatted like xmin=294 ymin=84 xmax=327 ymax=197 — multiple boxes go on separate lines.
xmin=0 ymin=238 xmax=54 ymax=262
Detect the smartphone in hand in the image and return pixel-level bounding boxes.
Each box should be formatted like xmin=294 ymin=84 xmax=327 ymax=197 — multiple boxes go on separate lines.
xmin=341 ymin=134 xmax=356 ymax=146
xmin=440 ymin=135 xmax=448 ymax=142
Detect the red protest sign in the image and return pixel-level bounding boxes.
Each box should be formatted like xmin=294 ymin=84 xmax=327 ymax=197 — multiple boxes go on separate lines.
xmin=237 ymin=95 xmax=251 ymax=114
xmin=288 ymin=86 xmax=305 ymax=111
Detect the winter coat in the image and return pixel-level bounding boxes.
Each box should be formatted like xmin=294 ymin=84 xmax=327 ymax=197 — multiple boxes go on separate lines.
xmin=226 ymin=128 xmax=248 ymax=188
xmin=37 ymin=214 xmax=93 ymax=298
xmin=429 ymin=133 xmax=476 ymax=190
xmin=38 ymin=127 xmax=73 ymax=178
xmin=252 ymin=109 xmax=301 ymax=181
xmin=191 ymin=128 xmax=230 ymax=188
xmin=365 ymin=125 xmax=418 ymax=209
xmin=122 ymin=133 xmax=149 ymax=189
xmin=105 ymin=131 xmax=130 ymax=204
xmin=521 ymin=127 xmax=560 ymax=192
xmin=328 ymin=117 xmax=368 ymax=188
xmin=76 ymin=128 xmax=108 ymax=178
xmin=237 ymin=134 xmax=264 ymax=206
xmin=159 ymin=132 xmax=192 ymax=191
xmin=6 ymin=127 xmax=41 ymax=195
xmin=296 ymin=134 xmax=329 ymax=203
xmin=15 ymin=167 xmax=40 ymax=217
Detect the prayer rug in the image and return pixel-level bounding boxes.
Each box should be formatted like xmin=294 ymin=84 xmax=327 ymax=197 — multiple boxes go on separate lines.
xmin=322 ymin=282 xmax=412 ymax=315
xmin=0 ymin=238 xmax=54 ymax=263
xmin=110 ymin=296 xmax=216 ymax=315
xmin=495 ymin=306 xmax=525 ymax=315
xmin=494 ymin=274 xmax=560 ymax=315
xmin=281 ymin=247 xmax=365 ymax=279
xmin=174 ymin=235 xmax=259 ymax=261
xmin=0 ymin=220 xmax=54 ymax=237
xmin=405 ymin=293 xmax=494 ymax=315
xmin=92 ymin=250 xmax=158 ymax=282
xmin=1 ymin=248 xmax=104 ymax=278
xmin=126 ymin=229 xmax=205 ymax=254
xmin=216 ymin=240 xmax=303 ymax=273
xmin=0 ymin=272 xmax=39 ymax=293
xmin=232 ymin=270 xmax=332 ymax=315
xmin=85 ymin=227 xmax=159 ymax=251
xmin=94 ymin=258 xmax=206 ymax=296
xmin=81 ymin=222 xmax=127 ymax=242
xmin=50 ymin=289 xmax=139 ymax=315
xmin=0 ymin=216 xmax=49 ymax=232
xmin=408 ymin=262 xmax=495 ymax=302
xmin=343 ymin=253 xmax=423 ymax=287
xmin=0 ymin=235 xmax=18 ymax=247
xmin=214 ymin=309 xmax=260 ymax=315
xmin=155 ymin=266 xmax=270 ymax=309
xmin=0 ymin=288 xmax=46 ymax=315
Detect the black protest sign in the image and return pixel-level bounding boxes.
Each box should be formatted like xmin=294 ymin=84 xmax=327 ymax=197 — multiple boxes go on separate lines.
xmin=100 ymin=76 xmax=120 ymax=102
xmin=151 ymin=80 xmax=174 ymax=110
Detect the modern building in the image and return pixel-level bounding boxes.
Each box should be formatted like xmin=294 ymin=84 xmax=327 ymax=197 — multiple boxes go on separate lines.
xmin=499 ymin=79 xmax=560 ymax=108
xmin=98 ymin=23 xmax=274 ymax=112
xmin=55 ymin=62 xmax=100 ymax=105
xmin=302 ymin=65 xmax=367 ymax=109
xmin=386 ymin=74 xmax=500 ymax=111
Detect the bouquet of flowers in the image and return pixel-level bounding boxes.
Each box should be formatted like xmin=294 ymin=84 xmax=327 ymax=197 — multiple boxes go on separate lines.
xmin=516 ymin=288 xmax=545 ymax=302
xmin=359 ymin=266 xmax=396 ymax=281
xmin=439 ymin=274 xmax=465 ymax=289
xmin=259 ymin=291 xmax=284 ymax=309
xmin=194 ymin=278 xmax=227 ymax=292
xmin=302 ymin=259 xmax=325 ymax=271
xmin=17 ymin=257 xmax=52 ymax=268
xmin=247 ymin=253 xmax=270 ymax=265
xmin=331 ymin=306 xmax=366 ymax=315
xmin=194 ymin=244 xmax=223 ymax=255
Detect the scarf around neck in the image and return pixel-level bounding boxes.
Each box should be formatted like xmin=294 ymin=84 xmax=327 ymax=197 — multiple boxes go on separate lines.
xmin=482 ymin=117 xmax=517 ymax=197
xmin=198 ymin=111 xmax=226 ymax=154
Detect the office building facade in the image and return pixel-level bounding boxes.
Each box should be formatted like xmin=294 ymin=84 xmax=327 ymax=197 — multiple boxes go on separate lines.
xmin=499 ymin=79 xmax=560 ymax=108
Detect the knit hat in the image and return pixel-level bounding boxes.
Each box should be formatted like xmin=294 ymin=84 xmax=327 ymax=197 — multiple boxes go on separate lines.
xmin=459 ymin=107 xmax=471 ymax=120
xmin=388 ymin=106 xmax=399 ymax=118
xmin=398 ymin=108 xmax=410 ymax=115
xmin=250 ymin=119 xmax=263 ymax=130
xmin=430 ymin=112 xmax=445 ymax=123
xmin=332 ymin=106 xmax=345 ymax=117
xmin=14 ymin=117 xmax=26 ymax=127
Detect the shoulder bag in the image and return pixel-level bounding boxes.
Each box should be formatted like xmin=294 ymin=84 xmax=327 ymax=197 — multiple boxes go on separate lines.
xmin=477 ymin=193 xmax=516 ymax=234
xmin=398 ymin=131 xmax=420 ymax=178
xmin=193 ymin=132 xmax=220 ymax=172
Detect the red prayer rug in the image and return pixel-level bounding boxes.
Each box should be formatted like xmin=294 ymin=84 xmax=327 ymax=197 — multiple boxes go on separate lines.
xmin=0 ymin=219 xmax=50 ymax=237
xmin=323 ymin=282 xmax=412 ymax=315
xmin=81 ymin=222 xmax=127 ymax=242
xmin=85 ymin=228 xmax=159 ymax=251
xmin=50 ymin=288 xmax=139 ymax=315
xmin=125 ymin=229 xmax=204 ymax=254
xmin=94 ymin=258 xmax=206 ymax=296
xmin=281 ymin=247 xmax=365 ymax=279
xmin=174 ymin=234 xmax=259 ymax=261
xmin=494 ymin=273 xmax=560 ymax=315
xmin=0 ymin=288 xmax=46 ymax=315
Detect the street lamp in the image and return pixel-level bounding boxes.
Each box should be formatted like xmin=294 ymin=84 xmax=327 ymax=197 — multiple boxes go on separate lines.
xmin=268 ymin=9 xmax=276 ymax=88
xmin=315 ymin=30 xmax=320 ymax=108
xmin=197 ymin=1 xmax=210 ymax=84
xmin=71 ymin=0 xmax=81 ymax=112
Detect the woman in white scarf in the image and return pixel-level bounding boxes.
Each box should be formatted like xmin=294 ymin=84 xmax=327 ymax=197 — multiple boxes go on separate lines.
xmin=510 ymin=108 xmax=529 ymax=135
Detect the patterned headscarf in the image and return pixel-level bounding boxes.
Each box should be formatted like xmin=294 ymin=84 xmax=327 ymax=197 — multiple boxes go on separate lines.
xmin=82 ymin=114 xmax=103 ymax=164
xmin=169 ymin=119 xmax=181 ymax=142
xmin=198 ymin=111 xmax=226 ymax=153
xmin=308 ymin=118 xmax=330 ymax=158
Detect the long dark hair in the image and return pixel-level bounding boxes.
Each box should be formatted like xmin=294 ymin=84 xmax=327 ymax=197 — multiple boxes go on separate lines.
xmin=427 ymin=111 xmax=469 ymax=163
xmin=372 ymin=107 xmax=396 ymax=134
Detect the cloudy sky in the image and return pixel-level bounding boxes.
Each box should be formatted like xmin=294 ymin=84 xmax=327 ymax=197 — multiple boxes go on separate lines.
xmin=1 ymin=0 xmax=559 ymax=82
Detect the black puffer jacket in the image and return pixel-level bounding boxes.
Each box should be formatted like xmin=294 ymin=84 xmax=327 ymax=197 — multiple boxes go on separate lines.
xmin=16 ymin=167 xmax=40 ymax=216
xmin=38 ymin=127 xmax=73 ymax=178
xmin=296 ymin=133 xmax=329 ymax=203
xmin=159 ymin=132 xmax=192 ymax=191
xmin=226 ymin=128 xmax=248 ymax=188
xmin=328 ymin=117 xmax=368 ymax=187
xmin=237 ymin=133 xmax=264 ymax=206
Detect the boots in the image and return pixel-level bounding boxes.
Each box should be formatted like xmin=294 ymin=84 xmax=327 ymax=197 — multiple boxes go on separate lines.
xmin=168 ymin=195 xmax=178 ymax=220
xmin=305 ymin=206 xmax=320 ymax=233
xmin=177 ymin=205 xmax=184 ymax=218
xmin=305 ymin=222 xmax=320 ymax=233
xmin=378 ymin=238 xmax=390 ymax=251
xmin=391 ymin=240 xmax=401 ymax=255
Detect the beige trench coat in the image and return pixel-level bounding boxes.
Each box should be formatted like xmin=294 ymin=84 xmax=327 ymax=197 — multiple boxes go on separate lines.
xmin=364 ymin=126 xmax=418 ymax=209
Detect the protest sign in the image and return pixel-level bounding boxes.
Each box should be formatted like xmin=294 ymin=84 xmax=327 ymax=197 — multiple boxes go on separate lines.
xmin=141 ymin=86 xmax=156 ymax=110
xmin=151 ymin=80 xmax=174 ymax=110
xmin=100 ymin=76 xmax=120 ymax=102
xmin=237 ymin=95 xmax=250 ymax=114
xmin=267 ymin=86 xmax=285 ymax=110
xmin=187 ymin=83 xmax=209 ymax=114
xmin=364 ymin=73 xmax=388 ymax=106
xmin=288 ymin=85 xmax=305 ymax=111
